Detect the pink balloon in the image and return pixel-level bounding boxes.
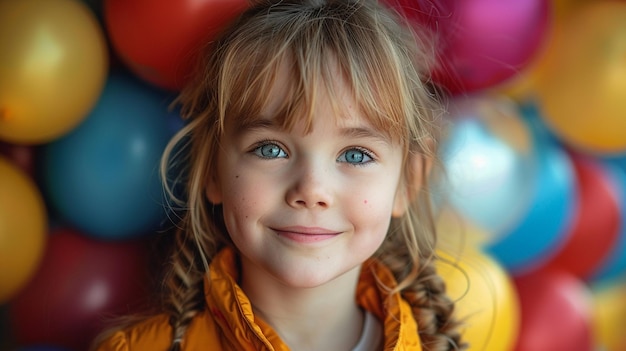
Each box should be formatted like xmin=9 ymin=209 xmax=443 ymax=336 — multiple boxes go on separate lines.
xmin=389 ymin=0 xmax=551 ymax=94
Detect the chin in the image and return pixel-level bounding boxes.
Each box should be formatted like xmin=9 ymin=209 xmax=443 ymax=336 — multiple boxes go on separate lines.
xmin=272 ymin=263 xmax=361 ymax=290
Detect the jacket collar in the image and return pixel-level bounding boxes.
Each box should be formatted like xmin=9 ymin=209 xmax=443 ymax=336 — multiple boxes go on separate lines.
xmin=204 ymin=247 xmax=422 ymax=351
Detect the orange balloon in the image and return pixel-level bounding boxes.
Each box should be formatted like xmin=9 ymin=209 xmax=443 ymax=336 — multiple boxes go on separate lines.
xmin=437 ymin=248 xmax=520 ymax=351
xmin=0 ymin=156 xmax=47 ymax=303
xmin=534 ymin=2 xmax=626 ymax=154
xmin=499 ymin=0 xmax=596 ymax=102
xmin=0 ymin=0 xmax=108 ymax=144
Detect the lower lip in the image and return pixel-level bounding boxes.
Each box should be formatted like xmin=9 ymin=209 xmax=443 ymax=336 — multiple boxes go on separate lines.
xmin=275 ymin=231 xmax=339 ymax=243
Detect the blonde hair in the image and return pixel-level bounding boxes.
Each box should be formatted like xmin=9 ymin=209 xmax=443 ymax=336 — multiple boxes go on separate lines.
xmin=155 ymin=1 xmax=462 ymax=350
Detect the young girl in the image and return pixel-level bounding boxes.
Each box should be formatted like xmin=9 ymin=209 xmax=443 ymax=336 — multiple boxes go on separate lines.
xmin=93 ymin=0 xmax=464 ymax=350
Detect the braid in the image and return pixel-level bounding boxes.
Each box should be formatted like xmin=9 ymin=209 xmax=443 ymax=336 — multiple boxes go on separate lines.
xmin=408 ymin=256 xmax=465 ymax=351
xmin=376 ymin=167 xmax=467 ymax=351
xmin=164 ymin=225 xmax=207 ymax=351
xmin=379 ymin=244 xmax=465 ymax=351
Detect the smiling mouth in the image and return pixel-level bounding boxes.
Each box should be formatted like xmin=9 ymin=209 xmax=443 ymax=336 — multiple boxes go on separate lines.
xmin=272 ymin=227 xmax=341 ymax=243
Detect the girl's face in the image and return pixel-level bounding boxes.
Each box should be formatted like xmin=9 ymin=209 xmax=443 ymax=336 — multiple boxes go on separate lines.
xmin=207 ymin=67 xmax=416 ymax=289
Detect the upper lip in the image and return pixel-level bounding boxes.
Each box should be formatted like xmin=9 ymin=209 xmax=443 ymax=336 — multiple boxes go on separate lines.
xmin=271 ymin=226 xmax=341 ymax=235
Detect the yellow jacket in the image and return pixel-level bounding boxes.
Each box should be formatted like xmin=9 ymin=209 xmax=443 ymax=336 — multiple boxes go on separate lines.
xmin=94 ymin=248 xmax=422 ymax=350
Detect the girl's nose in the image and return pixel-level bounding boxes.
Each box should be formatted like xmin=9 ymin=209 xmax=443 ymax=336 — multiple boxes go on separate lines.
xmin=285 ymin=164 xmax=334 ymax=209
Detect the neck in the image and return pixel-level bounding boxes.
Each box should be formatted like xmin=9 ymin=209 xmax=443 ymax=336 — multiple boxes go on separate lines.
xmin=241 ymin=261 xmax=365 ymax=351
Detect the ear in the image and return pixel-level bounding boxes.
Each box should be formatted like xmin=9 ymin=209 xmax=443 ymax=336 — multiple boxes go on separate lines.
xmin=206 ymin=175 xmax=223 ymax=204
xmin=392 ymin=152 xmax=432 ymax=218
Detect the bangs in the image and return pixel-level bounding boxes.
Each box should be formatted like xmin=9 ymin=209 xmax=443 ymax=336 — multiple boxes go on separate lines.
xmin=213 ymin=1 xmax=418 ymax=144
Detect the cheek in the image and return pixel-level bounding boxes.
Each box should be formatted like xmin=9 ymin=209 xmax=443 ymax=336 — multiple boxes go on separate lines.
xmin=353 ymin=191 xmax=396 ymax=231
xmin=222 ymin=175 xmax=255 ymax=214
xmin=351 ymin=202 xmax=392 ymax=256
xmin=221 ymin=172 xmax=277 ymax=225
xmin=358 ymin=184 xmax=397 ymax=212
xmin=357 ymin=173 xmax=401 ymax=221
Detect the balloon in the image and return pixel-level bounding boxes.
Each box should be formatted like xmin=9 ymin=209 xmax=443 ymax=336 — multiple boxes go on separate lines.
xmin=592 ymin=282 xmax=626 ymax=351
xmin=416 ymin=0 xmax=551 ymax=94
xmin=9 ymin=228 xmax=152 ymax=351
xmin=104 ymin=0 xmax=249 ymax=90
xmin=535 ymin=2 xmax=626 ymax=154
xmin=437 ymin=248 xmax=520 ymax=351
xmin=41 ymin=74 xmax=176 ymax=240
xmin=589 ymin=162 xmax=626 ymax=284
xmin=381 ymin=0 xmax=454 ymax=31
xmin=513 ymin=269 xmax=594 ymax=351
xmin=497 ymin=0 xmax=593 ymax=102
xmin=0 ymin=156 xmax=47 ymax=303
xmin=486 ymin=104 xmax=577 ymax=274
xmin=438 ymin=96 xmax=537 ymax=240
xmin=540 ymin=154 xmax=621 ymax=280
xmin=0 ymin=0 xmax=108 ymax=144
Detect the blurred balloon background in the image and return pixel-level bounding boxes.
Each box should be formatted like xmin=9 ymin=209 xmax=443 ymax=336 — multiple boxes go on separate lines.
xmin=2 ymin=0 xmax=626 ymax=350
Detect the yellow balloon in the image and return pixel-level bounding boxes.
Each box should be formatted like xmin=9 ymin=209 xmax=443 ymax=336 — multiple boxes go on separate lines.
xmin=0 ymin=0 xmax=108 ymax=144
xmin=437 ymin=248 xmax=520 ymax=351
xmin=534 ymin=2 xmax=626 ymax=154
xmin=592 ymin=282 xmax=626 ymax=351
xmin=0 ymin=155 xmax=47 ymax=303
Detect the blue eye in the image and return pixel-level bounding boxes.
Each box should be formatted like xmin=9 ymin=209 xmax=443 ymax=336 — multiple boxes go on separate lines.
xmin=254 ymin=142 xmax=287 ymax=159
xmin=338 ymin=148 xmax=373 ymax=164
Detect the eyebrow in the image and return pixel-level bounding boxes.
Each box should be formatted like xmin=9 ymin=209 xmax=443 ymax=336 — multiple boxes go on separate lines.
xmin=340 ymin=126 xmax=392 ymax=144
xmin=235 ymin=118 xmax=276 ymax=134
xmin=235 ymin=117 xmax=392 ymax=144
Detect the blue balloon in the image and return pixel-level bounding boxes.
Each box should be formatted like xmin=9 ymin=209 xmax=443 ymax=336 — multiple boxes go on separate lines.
xmin=439 ymin=96 xmax=538 ymax=239
xmin=486 ymin=103 xmax=578 ymax=273
xmin=42 ymin=74 xmax=177 ymax=240
xmin=590 ymin=160 xmax=626 ymax=284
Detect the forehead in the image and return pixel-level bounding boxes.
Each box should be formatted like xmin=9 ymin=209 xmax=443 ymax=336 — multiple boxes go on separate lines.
xmin=227 ymin=60 xmax=352 ymax=131
xmin=263 ymin=62 xmax=356 ymax=121
xmin=228 ymin=59 xmax=398 ymax=143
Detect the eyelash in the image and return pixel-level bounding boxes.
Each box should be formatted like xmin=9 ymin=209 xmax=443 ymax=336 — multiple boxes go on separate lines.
xmin=249 ymin=140 xmax=376 ymax=166
xmin=250 ymin=139 xmax=288 ymax=159
xmin=340 ymin=146 xmax=376 ymax=167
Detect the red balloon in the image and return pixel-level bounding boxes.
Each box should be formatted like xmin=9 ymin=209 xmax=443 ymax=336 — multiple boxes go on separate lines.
xmin=540 ymin=153 xmax=621 ymax=279
xmin=382 ymin=0 xmax=454 ymax=30
xmin=104 ymin=0 xmax=249 ymax=91
xmin=9 ymin=228 xmax=153 ymax=351
xmin=389 ymin=0 xmax=551 ymax=94
xmin=513 ymin=269 xmax=593 ymax=351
